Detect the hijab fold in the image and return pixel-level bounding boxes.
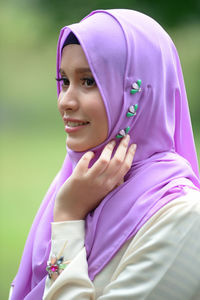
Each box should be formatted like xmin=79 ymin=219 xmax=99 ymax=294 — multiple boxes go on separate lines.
xmin=11 ymin=9 xmax=199 ymax=299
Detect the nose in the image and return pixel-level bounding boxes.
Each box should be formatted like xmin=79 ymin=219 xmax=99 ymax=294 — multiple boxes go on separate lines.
xmin=58 ymin=87 xmax=79 ymax=112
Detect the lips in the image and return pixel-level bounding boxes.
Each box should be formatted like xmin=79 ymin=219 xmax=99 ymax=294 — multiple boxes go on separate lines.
xmin=63 ymin=117 xmax=90 ymax=133
xmin=66 ymin=120 xmax=90 ymax=127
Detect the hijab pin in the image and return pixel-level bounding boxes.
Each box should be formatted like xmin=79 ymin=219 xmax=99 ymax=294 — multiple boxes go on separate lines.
xmin=130 ymin=79 xmax=142 ymax=94
xmin=116 ymin=127 xmax=130 ymax=139
xmin=126 ymin=104 xmax=138 ymax=117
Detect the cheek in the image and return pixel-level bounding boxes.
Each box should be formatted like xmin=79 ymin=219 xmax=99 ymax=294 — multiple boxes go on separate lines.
xmin=90 ymin=100 xmax=107 ymax=122
xmin=88 ymin=90 xmax=107 ymax=117
xmin=90 ymin=99 xmax=108 ymax=136
xmin=96 ymin=109 xmax=107 ymax=124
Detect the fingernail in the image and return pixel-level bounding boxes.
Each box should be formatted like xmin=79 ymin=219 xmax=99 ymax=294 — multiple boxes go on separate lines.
xmin=87 ymin=151 xmax=94 ymax=157
xmin=131 ymin=144 xmax=137 ymax=151
xmin=124 ymin=134 xmax=130 ymax=141
xmin=110 ymin=140 xmax=116 ymax=146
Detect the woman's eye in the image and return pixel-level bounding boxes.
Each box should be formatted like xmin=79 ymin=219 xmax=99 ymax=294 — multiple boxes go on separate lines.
xmin=62 ymin=78 xmax=69 ymax=87
xmin=56 ymin=77 xmax=69 ymax=88
xmin=82 ymin=77 xmax=96 ymax=87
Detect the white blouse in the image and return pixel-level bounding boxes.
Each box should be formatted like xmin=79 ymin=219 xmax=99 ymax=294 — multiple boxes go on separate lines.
xmin=42 ymin=187 xmax=200 ymax=300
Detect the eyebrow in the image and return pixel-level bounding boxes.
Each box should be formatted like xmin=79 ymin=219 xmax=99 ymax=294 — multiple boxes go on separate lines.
xmin=59 ymin=67 xmax=92 ymax=74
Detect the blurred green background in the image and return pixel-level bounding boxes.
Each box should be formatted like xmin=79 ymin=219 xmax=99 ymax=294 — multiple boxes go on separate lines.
xmin=1 ymin=0 xmax=200 ymax=298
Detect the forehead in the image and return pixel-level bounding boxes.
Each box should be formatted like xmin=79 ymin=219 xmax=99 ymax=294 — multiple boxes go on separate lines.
xmin=60 ymin=44 xmax=90 ymax=71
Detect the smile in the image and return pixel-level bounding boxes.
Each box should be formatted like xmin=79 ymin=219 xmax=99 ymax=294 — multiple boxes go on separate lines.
xmin=64 ymin=120 xmax=90 ymax=133
xmin=67 ymin=121 xmax=90 ymax=127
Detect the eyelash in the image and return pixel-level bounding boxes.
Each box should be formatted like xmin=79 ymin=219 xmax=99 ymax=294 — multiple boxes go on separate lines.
xmin=55 ymin=77 xmax=96 ymax=88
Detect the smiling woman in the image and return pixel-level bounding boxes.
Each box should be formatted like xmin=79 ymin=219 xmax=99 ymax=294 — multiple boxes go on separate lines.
xmin=10 ymin=9 xmax=200 ymax=300
xmin=57 ymin=44 xmax=108 ymax=152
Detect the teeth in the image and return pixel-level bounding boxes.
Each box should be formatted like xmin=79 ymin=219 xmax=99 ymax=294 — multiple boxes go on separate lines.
xmin=67 ymin=121 xmax=88 ymax=127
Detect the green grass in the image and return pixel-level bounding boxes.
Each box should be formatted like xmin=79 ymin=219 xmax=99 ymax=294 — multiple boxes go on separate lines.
xmin=1 ymin=2 xmax=200 ymax=299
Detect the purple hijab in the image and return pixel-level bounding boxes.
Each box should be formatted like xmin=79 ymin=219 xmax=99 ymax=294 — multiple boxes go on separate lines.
xmin=11 ymin=9 xmax=200 ymax=299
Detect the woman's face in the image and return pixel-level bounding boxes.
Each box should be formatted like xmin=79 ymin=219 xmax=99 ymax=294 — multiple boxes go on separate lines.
xmin=58 ymin=44 xmax=108 ymax=152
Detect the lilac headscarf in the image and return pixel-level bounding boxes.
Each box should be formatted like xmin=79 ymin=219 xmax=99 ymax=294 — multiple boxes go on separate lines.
xmin=11 ymin=9 xmax=200 ymax=299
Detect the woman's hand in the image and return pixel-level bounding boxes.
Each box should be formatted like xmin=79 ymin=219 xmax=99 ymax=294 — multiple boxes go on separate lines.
xmin=54 ymin=135 xmax=136 ymax=221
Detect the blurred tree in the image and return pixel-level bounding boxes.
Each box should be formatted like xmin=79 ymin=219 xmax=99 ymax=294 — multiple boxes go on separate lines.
xmin=33 ymin=0 xmax=200 ymax=29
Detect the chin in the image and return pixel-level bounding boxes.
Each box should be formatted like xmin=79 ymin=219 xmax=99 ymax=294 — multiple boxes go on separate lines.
xmin=66 ymin=140 xmax=90 ymax=152
xmin=66 ymin=136 xmax=106 ymax=152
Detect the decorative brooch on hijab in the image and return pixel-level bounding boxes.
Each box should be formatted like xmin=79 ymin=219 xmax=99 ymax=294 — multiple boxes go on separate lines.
xmin=116 ymin=79 xmax=141 ymax=139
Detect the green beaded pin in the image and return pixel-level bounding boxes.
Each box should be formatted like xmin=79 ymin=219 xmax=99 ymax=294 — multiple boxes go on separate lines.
xmin=116 ymin=127 xmax=130 ymax=139
xmin=126 ymin=104 xmax=138 ymax=117
xmin=130 ymin=79 xmax=142 ymax=94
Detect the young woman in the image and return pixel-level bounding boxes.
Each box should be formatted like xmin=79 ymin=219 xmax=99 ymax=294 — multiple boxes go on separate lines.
xmin=10 ymin=9 xmax=200 ymax=300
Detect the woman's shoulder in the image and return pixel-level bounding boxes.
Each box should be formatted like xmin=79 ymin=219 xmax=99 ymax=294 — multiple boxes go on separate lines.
xmin=112 ymin=187 xmax=200 ymax=300
xmin=151 ymin=186 xmax=200 ymax=223
xmin=127 ymin=187 xmax=200 ymax=251
xmin=160 ymin=186 xmax=200 ymax=218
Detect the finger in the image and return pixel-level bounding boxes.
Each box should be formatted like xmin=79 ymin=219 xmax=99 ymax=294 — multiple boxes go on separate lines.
xmin=76 ymin=151 xmax=95 ymax=173
xmin=104 ymin=142 xmax=136 ymax=189
xmin=117 ymin=143 xmax=137 ymax=178
xmin=110 ymin=135 xmax=130 ymax=168
xmin=89 ymin=140 xmax=116 ymax=175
